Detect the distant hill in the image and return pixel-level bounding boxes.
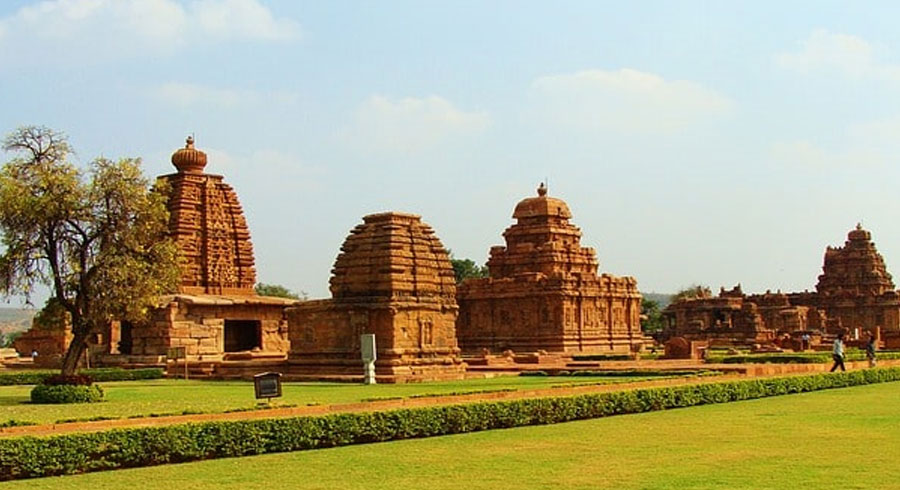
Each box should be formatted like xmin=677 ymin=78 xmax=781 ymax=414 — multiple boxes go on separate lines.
xmin=641 ymin=292 xmax=673 ymax=309
xmin=0 ymin=308 xmax=36 ymax=335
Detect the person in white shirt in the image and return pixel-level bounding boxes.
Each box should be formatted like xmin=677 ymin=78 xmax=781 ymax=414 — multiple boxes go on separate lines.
xmin=830 ymin=333 xmax=846 ymax=372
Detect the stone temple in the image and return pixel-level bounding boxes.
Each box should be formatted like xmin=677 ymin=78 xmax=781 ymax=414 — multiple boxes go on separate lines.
xmin=286 ymin=212 xmax=466 ymax=382
xmin=456 ymin=184 xmax=644 ymax=354
xmin=109 ymin=137 xmax=295 ymax=363
xmin=662 ymin=224 xmax=900 ymax=348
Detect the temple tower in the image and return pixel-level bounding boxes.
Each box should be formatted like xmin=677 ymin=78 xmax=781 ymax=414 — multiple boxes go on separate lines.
xmin=160 ymin=136 xmax=256 ymax=295
xmin=457 ymin=185 xmax=643 ymax=354
xmin=286 ymin=212 xmax=465 ymax=382
xmin=816 ymin=224 xmax=900 ymax=332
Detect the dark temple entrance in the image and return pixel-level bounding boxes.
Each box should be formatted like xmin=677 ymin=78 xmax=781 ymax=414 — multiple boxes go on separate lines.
xmin=224 ymin=320 xmax=261 ymax=352
xmin=118 ymin=321 xmax=133 ymax=355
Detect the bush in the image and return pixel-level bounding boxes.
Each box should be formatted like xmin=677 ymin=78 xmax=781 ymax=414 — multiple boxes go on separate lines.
xmin=0 ymin=368 xmax=163 ymax=386
xmin=30 ymin=384 xmax=104 ymax=404
xmin=2 ymin=367 xmax=899 ymax=481
xmin=43 ymin=374 xmax=93 ymax=386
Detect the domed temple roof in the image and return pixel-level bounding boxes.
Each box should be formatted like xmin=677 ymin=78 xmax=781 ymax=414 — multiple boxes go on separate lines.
xmin=512 ymin=183 xmax=572 ymax=220
xmin=488 ymin=184 xmax=598 ymax=278
xmin=329 ymin=212 xmax=456 ymax=301
xmin=171 ymin=136 xmax=208 ymax=174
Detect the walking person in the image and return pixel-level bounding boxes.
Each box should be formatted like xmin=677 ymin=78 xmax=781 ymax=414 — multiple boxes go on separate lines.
xmin=830 ymin=333 xmax=846 ymax=372
xmin=866 ymin=333 xmax=877 ymax=368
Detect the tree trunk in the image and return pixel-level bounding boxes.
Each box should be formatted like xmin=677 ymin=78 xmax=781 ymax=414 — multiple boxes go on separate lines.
xmin=60 ymin=329 xmax=89 ymax=376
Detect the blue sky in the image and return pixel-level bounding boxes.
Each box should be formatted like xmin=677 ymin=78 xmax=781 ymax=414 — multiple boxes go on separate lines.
xmin=3 ymin=0 xmax=900 ymax=304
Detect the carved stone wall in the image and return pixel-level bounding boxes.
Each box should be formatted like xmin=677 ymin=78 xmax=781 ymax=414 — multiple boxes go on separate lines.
xmin=457 ymin=185 xmax=643 ymax=354
xmin=287 ymin=212 xmax=465 ymax=382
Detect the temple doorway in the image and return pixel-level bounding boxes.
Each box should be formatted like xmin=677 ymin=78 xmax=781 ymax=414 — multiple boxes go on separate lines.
xmin=119 ymin=321 xmax=133 ymax=355
xmin=224 ymin=320 xmax=261 ymax=352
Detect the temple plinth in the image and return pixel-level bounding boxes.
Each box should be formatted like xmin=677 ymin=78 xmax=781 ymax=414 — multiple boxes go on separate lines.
xmin=286 ymin=212 xmax=466 ymax=382
xmin=457 ymin=185 xmax=644 ymax=354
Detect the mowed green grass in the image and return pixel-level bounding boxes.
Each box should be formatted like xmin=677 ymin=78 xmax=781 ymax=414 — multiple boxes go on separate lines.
xmin=9 ymin=381 xmax=900 ymax=489
xmin=0 ymin=375 xmax=658 ymax=424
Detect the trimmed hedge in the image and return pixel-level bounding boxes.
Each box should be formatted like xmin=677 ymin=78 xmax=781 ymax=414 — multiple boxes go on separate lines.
xmin=1 ymin=368 xmax=899 ymax=481
xmin=708 ymin=350 xmax=900 ymax=364
xmin=0 ymin=368 xmax=163 ymax=386
xmin=520 ymin=369 xmax=715 ymax=377
xmin=30 ymin=384 xmax=104 ymax=404
xmin=571 ymin=354 xmax=633 ymax=361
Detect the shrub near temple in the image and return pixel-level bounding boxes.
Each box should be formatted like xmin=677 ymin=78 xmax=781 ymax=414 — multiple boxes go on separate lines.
xmin=0 ymin=368 xmax=163 ymax=386
xmin=2 ymin=368 xmax=900 ymax=481
xmin=29 ymin=375 xmax=104 ymax=404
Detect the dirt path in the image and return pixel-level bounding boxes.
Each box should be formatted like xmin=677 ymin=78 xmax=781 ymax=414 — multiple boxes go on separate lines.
xmin=3 ymin=359 xmax=893 ymax=439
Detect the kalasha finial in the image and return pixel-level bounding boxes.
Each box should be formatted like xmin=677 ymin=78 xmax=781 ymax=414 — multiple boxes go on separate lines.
xmin=856 ymin=222 xmax=863 ymax=230
xmin=537 ymin=182 xmax=547 ymax=197
xmin=171 ymin=134 xmax=207 ymax=173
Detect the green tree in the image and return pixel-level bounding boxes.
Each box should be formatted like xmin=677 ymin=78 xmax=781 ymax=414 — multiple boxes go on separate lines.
xmin=255 ymin=283 xmax=306 ymax=300
xmin=450 ymin=256 xmax=488 ymax=284
xmin=641 ymin=298 xmax=665 ymax=334
xmin=0 ymin=126 xmax=179 ymax=375
xmin=672 ymin=284 xmax=712 ymax=302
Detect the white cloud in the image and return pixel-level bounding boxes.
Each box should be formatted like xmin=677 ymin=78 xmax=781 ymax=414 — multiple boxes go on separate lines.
xmin=0 ymin=0 xmax=300 ymax=63
xmin=348 ymin=95 xmax=490 ymax=154
xmin=776 ymin=29 xmax=900 ymax=81
xmin=530 ymin=68 xmax=733 ymax=133
xmin=154 ymin=82 xmax=299 ymax=108
xmin=771 ymin=116 xmax=900 ymax=168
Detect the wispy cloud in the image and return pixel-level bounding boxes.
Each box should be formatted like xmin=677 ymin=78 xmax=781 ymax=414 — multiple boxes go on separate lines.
xmin=530 ymin=68 xmax=733 ymax=133
xmin=0 ymin=0 xmax=301 ymax=63
xmin=776 ymin=29 xmax=900 ymax=81
xmin=154 ymin=82 xmax=299 ymax=108
xmin=346 ymin=95 xmax=490 ymax=154
xmin=771 ymin=116 xmax=900 ymax=168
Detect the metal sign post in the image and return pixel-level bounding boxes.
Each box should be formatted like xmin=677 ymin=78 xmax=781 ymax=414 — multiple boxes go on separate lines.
xmin=360 ymin=334 xmax=377 ymax=385
xmin=167 ymin=346 xmax=187 ymax=380
xmin=253 ymin=372 xmax=283 ymax=404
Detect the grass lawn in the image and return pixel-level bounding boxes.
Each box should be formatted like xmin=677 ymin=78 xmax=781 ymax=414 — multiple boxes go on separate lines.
xmin=8 ymin=380 xmax=900 ymax=489
xmin=0 ymin=374 xmax=670 ymax=425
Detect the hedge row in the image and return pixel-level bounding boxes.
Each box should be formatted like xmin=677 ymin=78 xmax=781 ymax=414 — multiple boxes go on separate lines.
xmin=570 ymin=354 xmax=633 ymax=361
xmin=2 ymin=367 xmax=899 ymax=481
xmin=521 ymin=369 xmax=714 ymax=377
xmin=709 ymin=350 xmax=900 ymax=365
xmin=0 ymin=368 xmax=163 ymax=386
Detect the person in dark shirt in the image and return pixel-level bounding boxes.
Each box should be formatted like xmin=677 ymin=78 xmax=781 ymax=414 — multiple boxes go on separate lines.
xmin=830 ymin=333 xmax=846 ymax=372
xmin=866 ymin=333 xmax=877 ymax=368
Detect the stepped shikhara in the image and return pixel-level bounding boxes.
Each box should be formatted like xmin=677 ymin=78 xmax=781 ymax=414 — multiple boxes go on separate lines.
xmin=457 ymin=184 xmax=644 ymax=354
xmin=816 ymin=224 xmax=900 ymax=332
xmin=662 ymin=224 xmax=900 ymax=348
xmin=164 ymin=136 xmax=256 ymax=295
xmin=286 ymin=212 xmax=466 ymax=382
